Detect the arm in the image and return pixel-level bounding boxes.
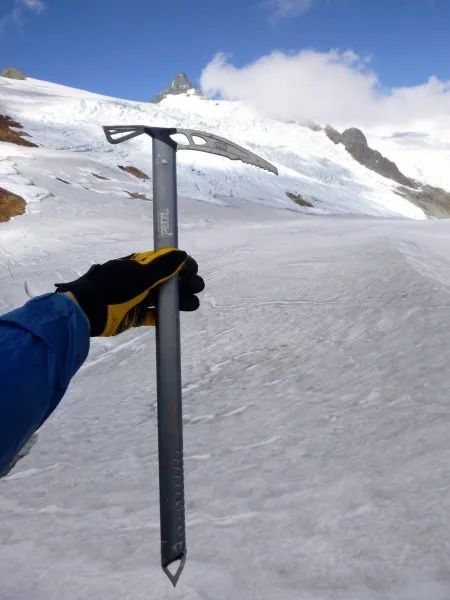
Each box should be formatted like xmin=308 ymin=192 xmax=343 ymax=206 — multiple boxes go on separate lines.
xmin=0 ymin=248 xmax=204 ymax=476
xmin=0 ymin=293 xmax=90 ymax=474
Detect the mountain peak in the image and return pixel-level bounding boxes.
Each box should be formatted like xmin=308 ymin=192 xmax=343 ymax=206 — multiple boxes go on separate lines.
xmin=150 ymin=72 xmax=200 ymax=103
xmin=1 ymin=67 xmax=26 ymax=80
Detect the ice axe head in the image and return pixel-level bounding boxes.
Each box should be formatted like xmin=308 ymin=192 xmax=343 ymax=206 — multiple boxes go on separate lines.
xmin=103 ymin=125 xmax=278 ymax=174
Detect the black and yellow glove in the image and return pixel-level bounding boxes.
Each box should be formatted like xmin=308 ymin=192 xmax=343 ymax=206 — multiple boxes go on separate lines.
xmin=55 ymin=248 xmax=204 ymax=336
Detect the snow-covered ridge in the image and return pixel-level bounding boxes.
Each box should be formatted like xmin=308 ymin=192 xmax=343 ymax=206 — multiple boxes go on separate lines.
xmin=0 ymin=75 xmax=427 ymax=219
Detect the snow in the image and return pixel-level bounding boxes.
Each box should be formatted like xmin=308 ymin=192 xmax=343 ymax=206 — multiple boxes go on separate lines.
xmin=366 ymin=119 xmax=450 ymax=192
xmin=0 ymin=75 xmax=427 ymax=219
xmin=1 ymin=76 xmax=450 ymax=599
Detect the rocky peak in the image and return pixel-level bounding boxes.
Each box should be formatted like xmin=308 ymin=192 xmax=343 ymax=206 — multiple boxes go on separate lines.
xmin=341 ymin=127 xmax=367 ymax=149
xmin=325 ymin=125 xmax=418 ymax=189
xmin=1 ymin=67 xmax=26 ymax=80
xmin=150 ymin=72 xmax=200 ymax=103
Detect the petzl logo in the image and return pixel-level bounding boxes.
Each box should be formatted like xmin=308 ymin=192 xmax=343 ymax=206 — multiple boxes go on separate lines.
xmin=159 ymin=209 xmax=172 ymax=237
xmin=214 ymin=142 xmax=228 ymax=152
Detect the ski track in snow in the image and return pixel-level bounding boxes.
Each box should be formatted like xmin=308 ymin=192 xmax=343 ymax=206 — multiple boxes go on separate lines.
xmin=1 ymin=77 xmax=450 ymax=599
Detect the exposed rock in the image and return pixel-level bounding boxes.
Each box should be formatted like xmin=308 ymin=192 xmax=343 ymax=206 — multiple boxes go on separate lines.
xmin=0 ymin=187 xmax=26 ymax=222
xmin=118 ymin=165 xmax=150 ymax=180
xmin=323 ymin=124 xmax=450 ymax=216
xmin=150 ymin=73 xmax=201 ymax=103
xmin=325 ymin=125 xmax=418 ymax=188
xmin=286 ymin=192 xmax=313 ymax=208
xmin=126 ymin=191 xmax=152 ymax=201
xmin=92 ymin=173 xmax=110 ymax=181
xmin=324 ymin=125 xmax=342 ymax=145
xmin=341 ymin=127 xmax=367 ymax=147
xmin=396 ymin=185 xmax=450 ymax=219
xmin=306 ymin=121 xmax=322 ymax=132
xmin=1 ymin=67 xmax=26 ymax=80
xmin=56 ymin=177 xmax=70 ymax=184
xmin=0 ymin=114 xmax=37 ymax=147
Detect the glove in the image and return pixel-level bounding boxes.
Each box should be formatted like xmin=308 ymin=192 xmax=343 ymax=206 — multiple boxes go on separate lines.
xmin=55 ymin=247 xmax=204 ymax=336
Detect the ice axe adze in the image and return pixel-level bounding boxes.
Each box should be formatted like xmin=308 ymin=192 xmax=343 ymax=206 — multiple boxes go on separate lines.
xmin=103 ymin=125 xmax=278 ymax=587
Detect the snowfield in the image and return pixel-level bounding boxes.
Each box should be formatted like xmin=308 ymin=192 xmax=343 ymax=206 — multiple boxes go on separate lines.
xmin=0 ymin=76 xmax=428 ymax=220
xmin=1 ymin=77 xmax=450 ymax=599
xmin=367 ymin=119 xmax=450 ymax=193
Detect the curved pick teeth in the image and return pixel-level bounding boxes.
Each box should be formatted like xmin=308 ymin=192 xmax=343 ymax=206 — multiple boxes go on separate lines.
xmin=175 ymin=129 xmax=278 ymax=175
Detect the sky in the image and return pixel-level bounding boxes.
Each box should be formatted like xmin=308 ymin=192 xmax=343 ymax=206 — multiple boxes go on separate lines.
xmin=1 ymin=0 xmax=450 ymax=127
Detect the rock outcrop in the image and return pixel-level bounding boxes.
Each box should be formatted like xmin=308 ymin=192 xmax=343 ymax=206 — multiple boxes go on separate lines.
xmin=396 ymin=185 xmax=450 ymax=219
xmin=150 ymin=73 xmax=200 ymax=103
xmin=326 ymin=125 xmax=418 ymax=188
xmin=0 ymin=187 xmax=26 ymax=222
xmin=0 ymin=114 xmax=37 ymax=147
xmin=324 ymin=124 xmax=450 ymax=217
xmin=118 ymin=165 xmax=150 ymax=180
xmin=286 ymin=192 xmax=313 ymax=207
xmin=1 ymin=67 xmax=26 ymax=80
xmin=324 ymin=125 xmax=342 ymax=145
xmin=125 ymin=191 xmax=152 ymax=201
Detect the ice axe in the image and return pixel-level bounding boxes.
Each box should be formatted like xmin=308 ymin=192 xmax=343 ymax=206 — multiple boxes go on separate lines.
xmin=103 ymin=125 xmax=278 ymax=586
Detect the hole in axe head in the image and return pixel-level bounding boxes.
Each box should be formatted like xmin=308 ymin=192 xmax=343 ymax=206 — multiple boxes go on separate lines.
xmin=171 ymin=133 xmax=190 ymax=146
xmin=192 ymin=135 xmax=207 ymax=145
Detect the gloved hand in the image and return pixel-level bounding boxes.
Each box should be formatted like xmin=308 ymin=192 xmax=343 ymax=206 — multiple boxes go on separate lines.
xmin=55 ymin=248 xmax=204 ymax=336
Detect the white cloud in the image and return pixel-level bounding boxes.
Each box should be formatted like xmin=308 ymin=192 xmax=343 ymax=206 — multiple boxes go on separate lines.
xmin=0 ymin=0 xmax=45 ymax=32
xmin=200 ymin=50 xmax=450 ymax=129
xmin=20 ymin=0 xmax=45 ymax=13
xmin=264 ymin=0 xmax=314 ymax=21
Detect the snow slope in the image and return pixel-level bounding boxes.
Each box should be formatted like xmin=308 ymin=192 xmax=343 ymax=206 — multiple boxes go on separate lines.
xmin=1 ymin=77 xmax=450 ymax=600
xmin=369 ymin=124 xmax=450 ymax=193
xmin=0 ymin=75 xmax=426 ymax=219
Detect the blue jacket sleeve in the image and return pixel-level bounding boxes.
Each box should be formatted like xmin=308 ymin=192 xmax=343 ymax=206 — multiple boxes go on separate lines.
xmin=0 ymin=293 xmax=90 ymax=473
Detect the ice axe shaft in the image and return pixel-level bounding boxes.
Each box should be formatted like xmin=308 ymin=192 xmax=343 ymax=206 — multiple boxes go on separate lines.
xmin=152 ymin=134 xmax=186 ymax=586
xmin=103 ymin=125 xmax=277 ymax=587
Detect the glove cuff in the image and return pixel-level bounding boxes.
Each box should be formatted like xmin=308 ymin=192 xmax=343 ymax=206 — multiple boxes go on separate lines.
xmin=55 ymin=275 xmax=106 ymax=336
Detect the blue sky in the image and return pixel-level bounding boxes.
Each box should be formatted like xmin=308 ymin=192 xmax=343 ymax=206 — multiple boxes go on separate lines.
xmin=0 ymin=0 xmax=449 ymax=101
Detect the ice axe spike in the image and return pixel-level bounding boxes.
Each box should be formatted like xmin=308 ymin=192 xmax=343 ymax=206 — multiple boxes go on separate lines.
xmin=103 ymin=125 xmax=278 ymax=587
